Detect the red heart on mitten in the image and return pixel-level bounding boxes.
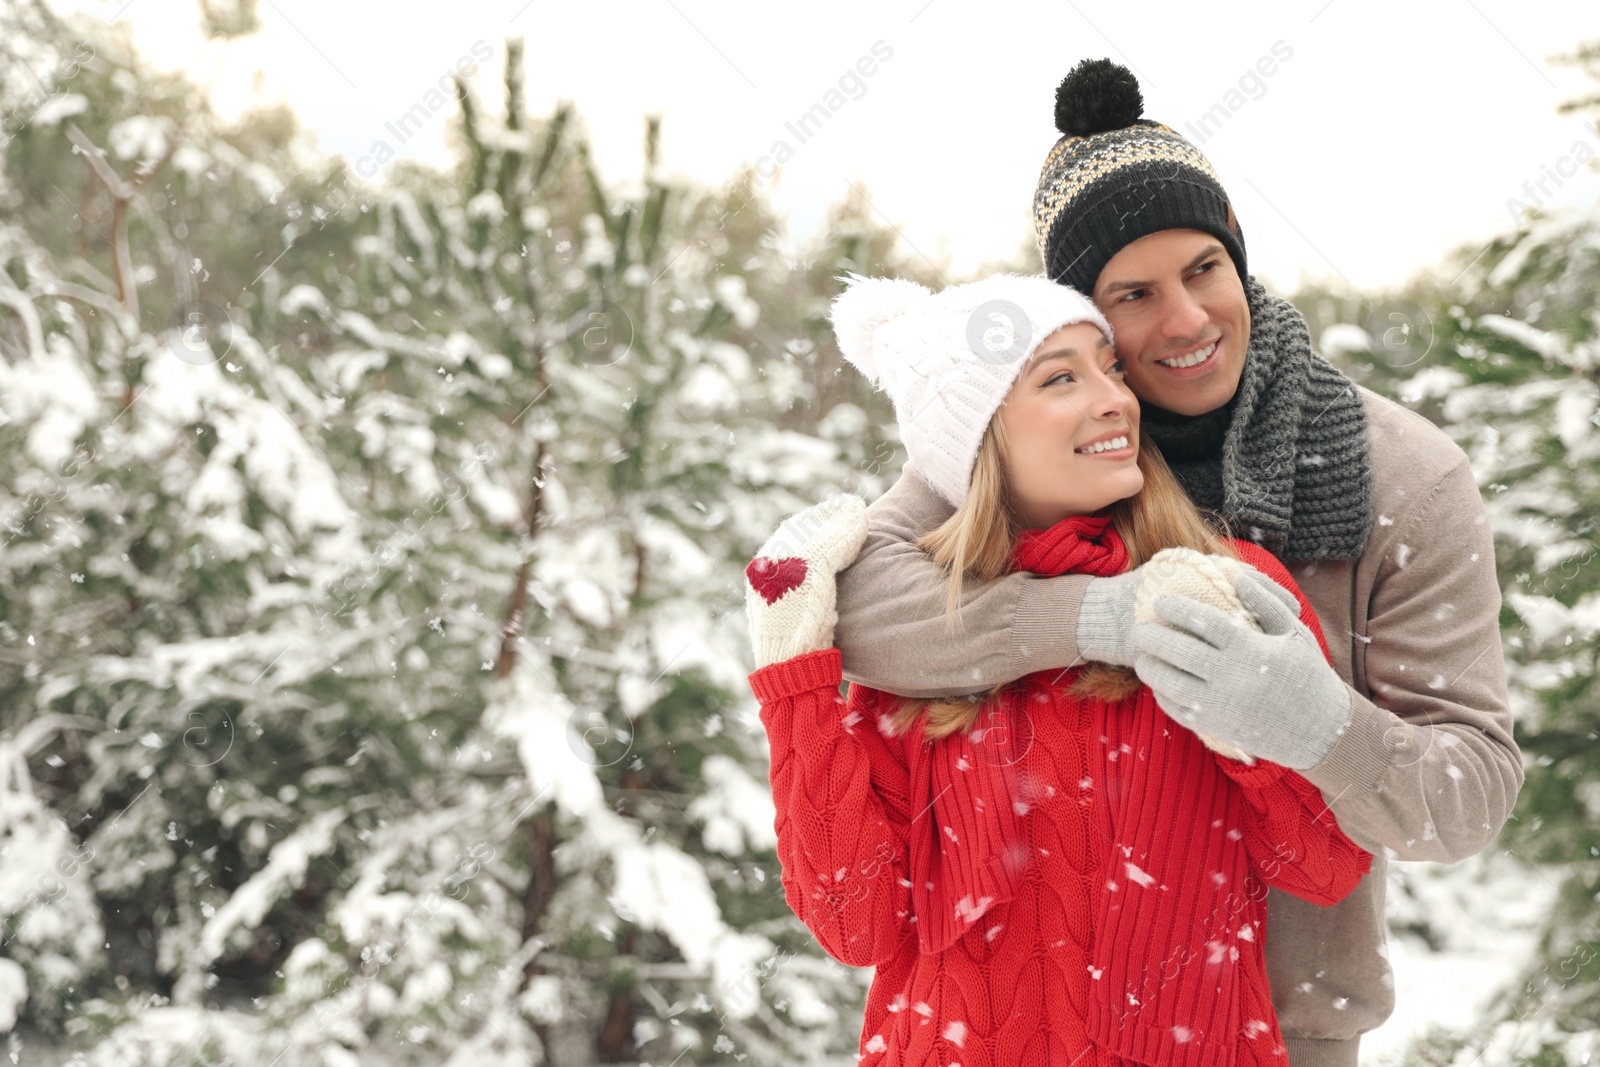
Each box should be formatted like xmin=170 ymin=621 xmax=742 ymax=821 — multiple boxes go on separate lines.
xmin=746 ymin=556 xmax=807 ymax=604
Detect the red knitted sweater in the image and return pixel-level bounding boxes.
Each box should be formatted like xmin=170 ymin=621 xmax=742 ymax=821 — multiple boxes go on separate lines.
xmin=749 ymin=518 xmax=1372 ymax=1067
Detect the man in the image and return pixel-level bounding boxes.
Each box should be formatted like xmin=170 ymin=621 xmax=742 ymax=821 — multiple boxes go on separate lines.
xmin=829 ymin=59 xmax=1522 ymax=1067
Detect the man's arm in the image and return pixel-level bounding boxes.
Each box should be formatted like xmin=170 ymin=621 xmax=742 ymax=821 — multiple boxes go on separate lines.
xmin=834 ymin=465 xmax=1093 ymax=697
xmin=1297 ymin=458 xmax=1523 ymax=863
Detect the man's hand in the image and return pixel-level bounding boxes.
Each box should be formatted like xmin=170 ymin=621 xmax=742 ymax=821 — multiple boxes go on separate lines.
xmin=1078 ymin=549 xmax=1298 ymax=669
xmin=1131 ymin=576 xmax=1353 ymax=770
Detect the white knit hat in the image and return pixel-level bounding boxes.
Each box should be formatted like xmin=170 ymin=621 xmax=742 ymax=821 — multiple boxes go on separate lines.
xmin=830 ymin=273 xmax=1114 ymax=508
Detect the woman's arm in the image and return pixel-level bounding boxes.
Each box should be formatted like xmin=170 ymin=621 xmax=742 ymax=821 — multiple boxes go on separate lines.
xmin=1211 ymin=755 xmax=1373 ymax=906
xmin=753 ymin=649 xmax=915 ymax=968
xmin=743 ymin=496 xmax=916 ymax=967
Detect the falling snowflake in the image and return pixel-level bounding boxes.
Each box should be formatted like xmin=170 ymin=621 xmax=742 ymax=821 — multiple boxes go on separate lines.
xmin=954 ymin=895 xmax=993 ymax=923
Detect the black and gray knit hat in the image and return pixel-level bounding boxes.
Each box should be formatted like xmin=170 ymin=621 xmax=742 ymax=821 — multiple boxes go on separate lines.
xmin=1034 ymin=59 xmax=1247 ymax=296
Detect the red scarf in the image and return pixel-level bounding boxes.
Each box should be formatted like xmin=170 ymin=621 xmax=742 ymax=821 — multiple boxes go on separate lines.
xmin=908 ymin=514 xmax=1260 ymax=1067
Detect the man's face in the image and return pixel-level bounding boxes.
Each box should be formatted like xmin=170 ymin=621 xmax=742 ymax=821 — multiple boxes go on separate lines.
xmin=1091 ymin=228 xmax=1250 ymax=417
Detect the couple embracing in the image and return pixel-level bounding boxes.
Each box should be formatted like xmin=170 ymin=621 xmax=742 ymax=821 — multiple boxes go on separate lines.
xmin=741 ymin=59 xmax=1521 ymax=1067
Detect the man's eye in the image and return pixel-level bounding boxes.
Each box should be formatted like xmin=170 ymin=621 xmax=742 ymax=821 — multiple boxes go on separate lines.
xmin=1193 ymin=261 xmax=1217 ymax=276
xmin=1117 ymin=289 xmax=1147 ymax=303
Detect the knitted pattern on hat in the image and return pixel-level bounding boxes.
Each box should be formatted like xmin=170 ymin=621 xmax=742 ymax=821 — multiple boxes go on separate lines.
xmin=1033 ymin=59 xmax=1247 ymax=296
xmin=1143 ymin=276 xmax=1374 ymax=560
xmin=829 ymin=273 xmax=1112 ymax=509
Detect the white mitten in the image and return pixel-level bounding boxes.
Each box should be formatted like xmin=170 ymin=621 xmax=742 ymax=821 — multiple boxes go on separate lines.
xmin=1133 ymin=547 xmax=1260 ymax=764
xmin=745 ymin=494 xmax=869 ymax=670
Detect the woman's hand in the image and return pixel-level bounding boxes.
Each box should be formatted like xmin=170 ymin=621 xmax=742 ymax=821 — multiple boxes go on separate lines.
xmin=745 ymin=495 xmax=868 ymax=670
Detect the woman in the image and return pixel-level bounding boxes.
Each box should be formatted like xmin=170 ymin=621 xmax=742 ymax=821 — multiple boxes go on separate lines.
xmin=743 ymin=273 xmax=1371 ymax=1067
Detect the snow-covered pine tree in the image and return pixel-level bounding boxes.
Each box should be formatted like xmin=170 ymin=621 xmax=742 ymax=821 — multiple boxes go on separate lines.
xmin=0 ymin=3 xmax=917 ymax=1062
xmin=1389 ymin=209 xmax=1600 ymax=1066
xmin=1301 ymin=95 xmax=1600 ymax=1064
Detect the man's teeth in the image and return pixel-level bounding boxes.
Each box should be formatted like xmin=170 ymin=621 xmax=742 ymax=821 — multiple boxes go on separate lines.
xmin=1157 ymin=341 xmax=1218 ymax=369
xmin=1077 ymin=434 xmax=1129 ymax=455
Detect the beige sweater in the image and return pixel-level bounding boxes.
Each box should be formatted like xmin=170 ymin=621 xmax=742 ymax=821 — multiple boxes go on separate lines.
xmin=833 ymin=385 xmax=1523 ymax=1067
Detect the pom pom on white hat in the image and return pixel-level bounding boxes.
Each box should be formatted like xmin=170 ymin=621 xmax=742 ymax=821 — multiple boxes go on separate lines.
xmin=829 ymin=273 xmax=933 ymax=386
xmin=829 ymin=273 xmax=1113 ymax=508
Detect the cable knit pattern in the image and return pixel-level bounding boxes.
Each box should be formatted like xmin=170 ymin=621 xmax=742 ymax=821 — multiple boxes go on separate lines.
xmin=751 ymin=520 xmax=1372 ymax=1067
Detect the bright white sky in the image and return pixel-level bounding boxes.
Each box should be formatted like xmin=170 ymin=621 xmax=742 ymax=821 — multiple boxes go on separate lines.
xmin=51 ymin=0 xmax=1600 ymax=293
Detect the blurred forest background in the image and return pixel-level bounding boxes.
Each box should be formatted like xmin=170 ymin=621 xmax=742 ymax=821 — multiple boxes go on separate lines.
xmin=0 ymin=0 xmax=1597 ymax=1063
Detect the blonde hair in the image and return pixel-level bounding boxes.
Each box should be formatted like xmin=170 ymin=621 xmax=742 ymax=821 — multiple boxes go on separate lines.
xmin=889 ymin=417 xmax=1235 ymax=740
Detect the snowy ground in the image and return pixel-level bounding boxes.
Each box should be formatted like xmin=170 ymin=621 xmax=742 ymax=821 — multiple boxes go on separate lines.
xmin=1364 ymin=931 xmax=1520 ymax=1065
xmin=1365 ymin=848 xmax=1556 ymax=1065
xmin=6 ymin=853 xmax=1555 ymax=1066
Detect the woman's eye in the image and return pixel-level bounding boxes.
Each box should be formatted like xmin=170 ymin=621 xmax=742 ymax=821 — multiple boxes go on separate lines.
xmin=1107 ymin=360 xmax=1127 ymax=375
xmin=1044 ymin=371 xmax=1074 ymax=387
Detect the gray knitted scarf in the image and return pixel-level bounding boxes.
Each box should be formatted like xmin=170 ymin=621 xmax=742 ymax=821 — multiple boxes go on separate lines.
xmin=1140 ymin=276 xmax=1373 ymax=561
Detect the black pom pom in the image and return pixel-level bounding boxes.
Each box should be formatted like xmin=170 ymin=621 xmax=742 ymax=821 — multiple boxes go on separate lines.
xmin=1053 ymin=58 xmax=1143 ymax=137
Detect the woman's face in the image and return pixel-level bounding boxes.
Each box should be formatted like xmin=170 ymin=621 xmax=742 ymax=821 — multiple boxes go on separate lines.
xmin=997 ymin=322 xmax=1143 ymax=530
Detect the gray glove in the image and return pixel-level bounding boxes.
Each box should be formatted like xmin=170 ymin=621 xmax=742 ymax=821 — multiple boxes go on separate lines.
xmin=1131 ymin=575 xmax=1353 ymax=770
xmin=1076 ymin=557 xmax=1300 ymax=670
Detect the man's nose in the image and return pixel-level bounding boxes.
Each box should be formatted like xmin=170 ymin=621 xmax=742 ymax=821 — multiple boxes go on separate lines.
xmin=1159 ymin=286 xmax=1209 ymax=340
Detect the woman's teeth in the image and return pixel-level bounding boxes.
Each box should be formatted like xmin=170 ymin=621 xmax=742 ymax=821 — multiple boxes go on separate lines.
xmin=1076 ymin=434 xmax=1129 ymax=455
xmin=1157 ymin=340 xmax=1218 ymax=369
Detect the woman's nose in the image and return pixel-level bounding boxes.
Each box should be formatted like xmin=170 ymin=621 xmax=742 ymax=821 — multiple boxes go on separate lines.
xmin=1084 ymin=371 xmax=1128 ymax=418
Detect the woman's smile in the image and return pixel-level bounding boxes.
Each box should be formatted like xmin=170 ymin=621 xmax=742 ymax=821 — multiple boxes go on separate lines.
xmin=1074 ymin=430 xmax=1135 ymax=459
